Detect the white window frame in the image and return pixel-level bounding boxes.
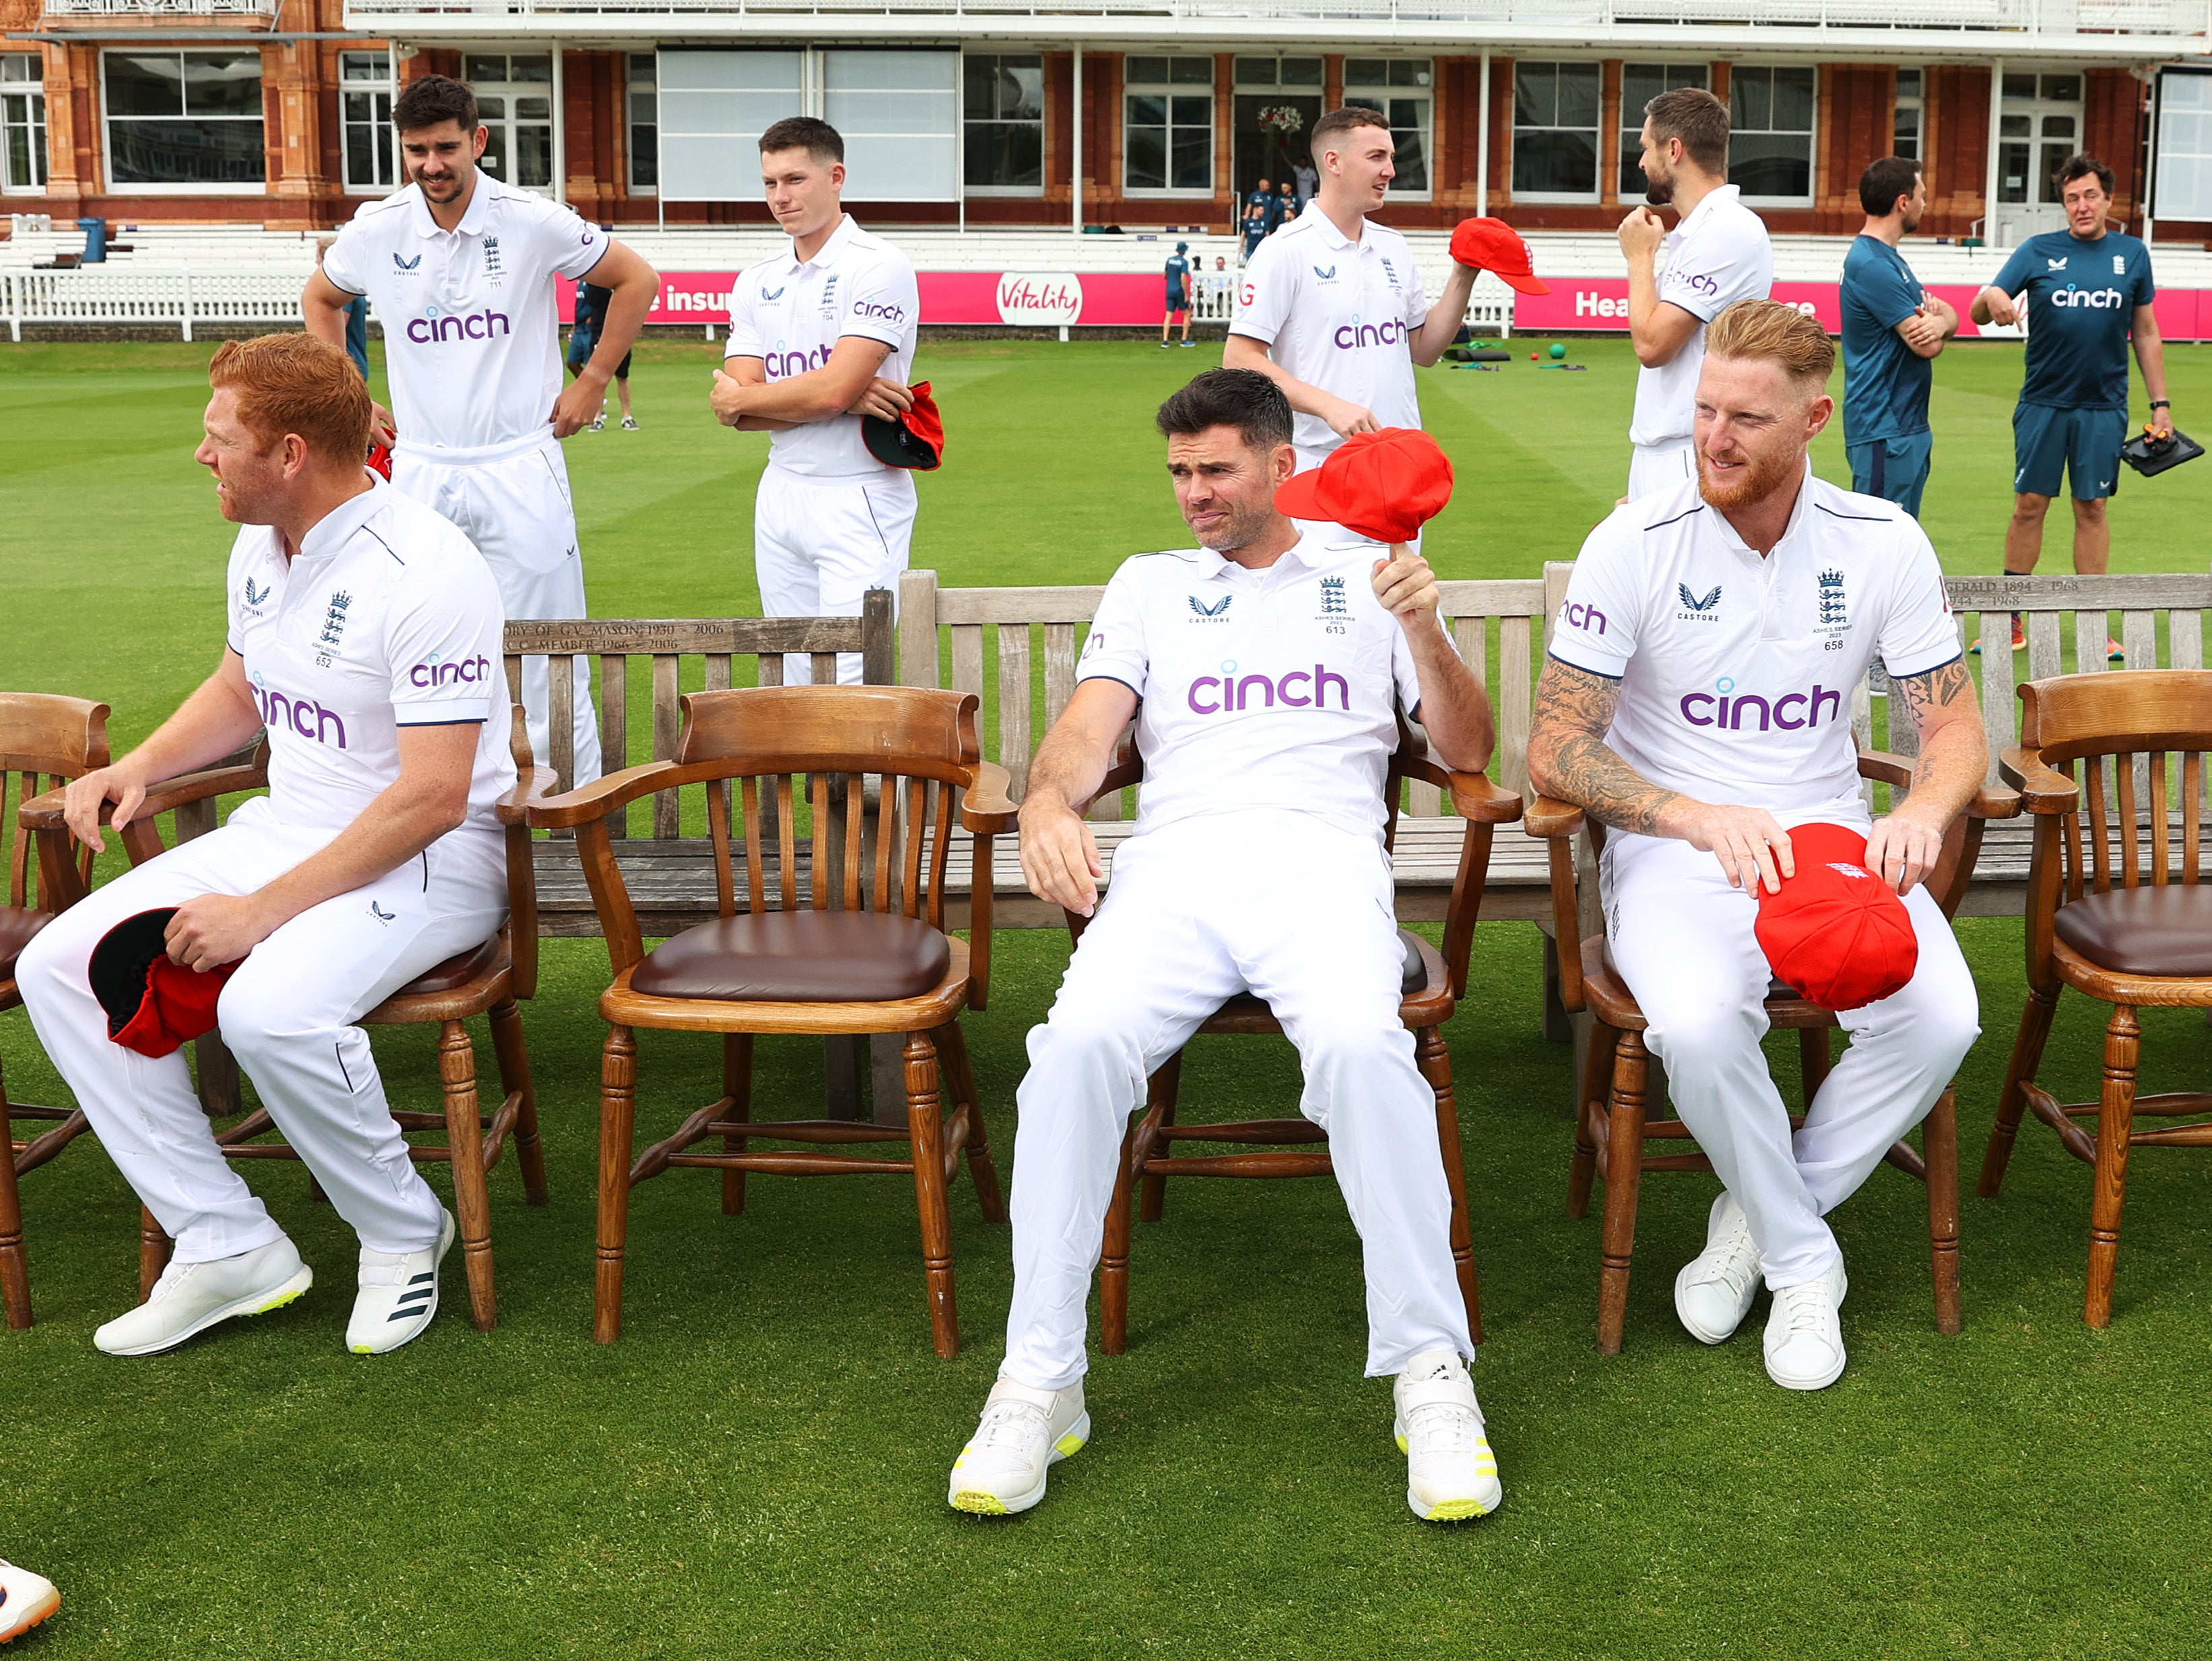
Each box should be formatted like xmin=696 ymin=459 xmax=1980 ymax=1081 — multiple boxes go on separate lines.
xmin=100 ymin=48 xmax=267 ymax=197
xmin=1 ymin=53 xmax=47 ymax=195
xmin=1342 ymin=57 xmax=1435 ymax=202
xmin=1511 ymin=59 xmax=1602 ymax=204
xmin=1617 ymin=62 xmax=1710 ymax=203
xmin=624 ymin=53 xmax=656 ymax=195
xmin=338 ymin=51 xmax=395 ymax=196
xmin=463 ymin=52 xmax=556 ymax=196
xmin=963 ymin=51 xmax=1044 ymax=198
xmin=2155 ymin=67 xmax=2212 ymax=221
xmin=1893 ymin=66 xmax=1924 ymax=165
xmin=1728 ymin=63 xmax=1817 ymax=208
xmin=1122 ymin=55 xmax=1214 ymax=199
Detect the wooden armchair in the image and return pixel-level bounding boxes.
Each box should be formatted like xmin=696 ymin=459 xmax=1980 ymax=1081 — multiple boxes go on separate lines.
xmin=1072 ymin=725 xmax=1523 ymax=1355
xmin=27 ymin=711 xmax=554 ymax=1330
xmin=1 ymin=693 xmax=112 ymax=1330
xmin=528 ymin=684 xmax=1014 ymax=1357
xmin=1979 ymin=670 xmax=2212 ymax=1327
xmin=1532 ymin=750 xmax=2019 ymax=1354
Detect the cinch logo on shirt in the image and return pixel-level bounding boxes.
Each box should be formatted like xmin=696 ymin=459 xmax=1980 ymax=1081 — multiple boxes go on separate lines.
xmin=405 ymin=308 xmax=512 ymax=343
xmin=852 ymin=300 xmax=907 ymax=323
xmin=1563 ymin=599 xmax=1608 ymax=634
xmin=1334 ymin=317 xmax=1407 ymax=350
xmin=251 ymin=678 xmax=349 ymax=749
xmin=1679 ymin=678 xmax=1843 ymax=731
xmin=765 ymin=344 xmax=833 ymax=379
xmin=410 ymin=654 xmax=492 ymax=688
xmin=2051 ymin=286 xmax=2125 ymax=309
xmin=1186 ymin=663 xmax=1351 ymax=714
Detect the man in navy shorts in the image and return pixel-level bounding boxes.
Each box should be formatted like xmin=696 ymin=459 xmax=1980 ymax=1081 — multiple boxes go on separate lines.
xmin=1840 ymin=157 xmax=1954 ymax=518
xmin=1160 ymin=240 xmax=1194 ymax=349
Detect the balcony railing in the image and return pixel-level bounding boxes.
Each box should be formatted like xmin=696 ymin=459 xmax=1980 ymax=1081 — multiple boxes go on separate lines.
xmin=45 ymin=0 xmax=278 ymax=15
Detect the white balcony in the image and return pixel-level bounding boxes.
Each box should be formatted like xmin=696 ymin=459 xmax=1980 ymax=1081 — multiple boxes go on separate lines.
xmin=44 ymin=0 xmax=278 ymax=15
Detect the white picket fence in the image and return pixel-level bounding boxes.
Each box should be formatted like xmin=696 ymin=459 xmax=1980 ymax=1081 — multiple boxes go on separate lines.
xmin=1 ymin=267 xmax=309 ymax=342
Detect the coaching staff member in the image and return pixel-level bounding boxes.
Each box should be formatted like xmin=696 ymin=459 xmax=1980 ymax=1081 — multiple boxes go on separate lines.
xmin=1227 ymin=106 xmax=1478 ymax=471
xmin=1971 ymin=154 xmax=2169 ymax=657
xmin=1619 ymin=88 xmax=1774 ymax=498
xmin=946 ymin=371 xmax=1501 ymax=1524
xmin=711 ymin=117 xmax=919 ymax=686
xmin=18 ymin=336 xmax=515 ymax=1359
xmin=1841 ymin=158 xmax=1957 ymax=517
xmin=304 ymin=73 xmax=657 ymax=785
xmin=1532 ymin=301 xmax=1985 ymax=1392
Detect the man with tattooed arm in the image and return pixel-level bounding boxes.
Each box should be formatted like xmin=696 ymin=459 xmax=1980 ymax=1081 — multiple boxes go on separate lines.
xmin=1530 ymin=299 xmax=1986 ymax=1392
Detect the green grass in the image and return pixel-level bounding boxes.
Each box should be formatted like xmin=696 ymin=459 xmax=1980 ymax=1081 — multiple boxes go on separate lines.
xmin=6 ymin=339 xmax=2212 ymax=1658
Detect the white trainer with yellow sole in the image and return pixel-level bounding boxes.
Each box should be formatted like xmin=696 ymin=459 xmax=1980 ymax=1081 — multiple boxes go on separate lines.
xmin=948 ymin=1378 xmax=1091 ymax=1516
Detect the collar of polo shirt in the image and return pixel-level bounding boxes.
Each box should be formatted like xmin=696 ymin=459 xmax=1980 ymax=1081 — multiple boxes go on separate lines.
xmin=1677 ymin=183 xmax=1743 ymax=237
xmin=1192 ymin=532 xmax=1345 ymax=581
xmin=410 ymin=170 xmax=500 ymax=240
xmin=1704 ymin=457 xmax=1818 ymax=562
xmin=784 ymin=212 xmax=860 ymax=272
xmin=296 ymin=476 xmax=390 ymax=565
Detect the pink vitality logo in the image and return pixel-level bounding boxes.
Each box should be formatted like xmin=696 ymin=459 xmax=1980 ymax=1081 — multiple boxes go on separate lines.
xmin=1679 ymin=678 xmax=1843 ymax=731
xmin=1187 ymin=663 xmax=1351 ymax=714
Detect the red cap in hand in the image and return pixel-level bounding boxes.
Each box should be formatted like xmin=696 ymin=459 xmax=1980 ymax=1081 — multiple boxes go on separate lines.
xmin=1273 ymin=428 xmax=1454 ymax=545
xmin=1448 ymin=218 xmax=1551 ymax=294
xmin=1753 ymin=822 xmax=1919 ymax=1012
xmin=861 ymin=381 xmax=945 ymax=471
xmin=87 ymin=909 xmax=244 ymax=1059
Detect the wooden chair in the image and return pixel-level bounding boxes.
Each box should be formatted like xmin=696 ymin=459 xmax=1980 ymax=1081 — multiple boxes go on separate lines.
xmin=1530 ymin=750 xmax=2019 ymax=1354
xmin=1074 ymin=726 xmax=1522 ymax=1355
xmin=529 ymin=684 xmax=1015 ymax=1357
xmin=26 ymin=711 xmax=556 ymax=1330
xmin=1 ymin=693 xmax=111 ymax=1330
xmin=1979 ymin=670 xmax=2212 ymax=1328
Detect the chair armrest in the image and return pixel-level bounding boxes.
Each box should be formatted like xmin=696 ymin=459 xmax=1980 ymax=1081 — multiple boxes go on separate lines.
xmin=1999 ymin=746 xmax=2079 ymax=813
xmin=1523 ymin=795 xmax=1586 ymax=840
xmin=961 ymin=761 xmax=1017 ymax=835
xmin=16 ymin=756 xmax=269 ymax=832
xmin=495 ymin=765 xmax=560 ymax=827
xmin=526 ymin=758 xmax=684 ymax=830
xmin=1400 ymin=756 xmax=1523 ymax=824
xmin=1970 ymin=781 xmax=2022 ymax=820
xmin=1855 ymin=747 xmax=1915 ymax=792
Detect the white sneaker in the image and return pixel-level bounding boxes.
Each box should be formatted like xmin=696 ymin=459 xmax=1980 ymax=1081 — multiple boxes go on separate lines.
xmin=948 ymin=1377 xmax=1090 ymax=1516
xmin=347 ymin=1208 xmax=454 ymax=1356
xmin=1763 ymin=1258 xmax=1849 ymax=1391
xmin=1674 ymin=1191 xmax=1763 ymax=1344
xmin=94 ymin=1237 xmax=312 ymax=1357
xmin=620 ymin=415 xmax=639 ymax=430
xmin=1393 ymin=1349 xmax=1501 ymax=1522
xmin=0 ymin=1560 xmax=59 ymax=1642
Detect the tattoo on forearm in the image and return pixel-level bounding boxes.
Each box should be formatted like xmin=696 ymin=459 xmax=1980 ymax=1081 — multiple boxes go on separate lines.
xmin=1530 ymin=659 xmax=1680 ymax=835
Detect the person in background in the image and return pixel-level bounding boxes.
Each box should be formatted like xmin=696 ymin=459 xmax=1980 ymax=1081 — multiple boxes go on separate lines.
xmin=1840 ymin=157 xmax=1955 ymax=519
xmin=314 ymin=239 xmax=369 ymax=381
xmin=568 ymin=273 xmax=639 ymax=431
xmin=1248 ymin=176 xmax=1278 ymax=238
xmin=1241 ymin=199 xmax=1268 ymax=261
xmin=1294 ymin=158 xmax=1320 ymax=211
xmin=1203 ymin=254 xmax=1234 ymax=315
xmin=1278 ymin=179 xmax=1298 ymax=228
xmin=1161 ymin=240 xmax=1195 ymax=350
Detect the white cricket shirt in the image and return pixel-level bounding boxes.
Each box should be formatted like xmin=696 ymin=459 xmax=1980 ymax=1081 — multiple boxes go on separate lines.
xmin=1077 ymin=533 xmax=1430 ymax=841
xmin=725 ymin=215 xmax=920 ymax=480
xmin=226 ymin=477 xmax=518 ymax=837
xmin=321 ymin=172 xmax=609 ymax=453
xmin=1548 ymin=465 xmax=1960 ymax=822
xmin=1629 ymin=184 xmax=1775 ymax=448
xmin=1231 ymin=205 xmax=1430 ymax=467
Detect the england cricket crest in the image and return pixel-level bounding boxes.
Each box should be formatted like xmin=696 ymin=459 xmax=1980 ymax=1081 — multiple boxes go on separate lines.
xmin=1815 ymin=567 xmax=1849 ymax=641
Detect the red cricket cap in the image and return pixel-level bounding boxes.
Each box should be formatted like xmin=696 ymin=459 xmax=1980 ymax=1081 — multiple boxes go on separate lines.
xmin=1753 ymin=822 xmax=1919 ymax=1012
xmin=366 ymin=441 xmax=393 ymax=482
xmin=1447 ymin=218 xmax=1551 ymax=295
xmin=87 ymin=909 xmax=243 ymax=1059
xmin=1273 ymin=428 xmax=1454 ymax=545
xmin=861 ymin=380 xmax=945 ymax=471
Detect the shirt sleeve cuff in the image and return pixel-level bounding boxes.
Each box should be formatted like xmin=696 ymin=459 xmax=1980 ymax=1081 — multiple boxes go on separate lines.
xmin=1227 ymin=323 xmax=1278 ymax=346
xmin=1547 ymin=641 xmax=1628 ymax=680
xmin=561 ymin=244 xmax=612 ymax=283
xmin=1076 ymin=667 xmax=1146 ymax=701
xmin=1882 ymin=645 xmax=1963 ymax=681
xmin=839 ymin=322 xmax=906 ymax=350
xmin=395 ymin=698 xmax=494 ymax=725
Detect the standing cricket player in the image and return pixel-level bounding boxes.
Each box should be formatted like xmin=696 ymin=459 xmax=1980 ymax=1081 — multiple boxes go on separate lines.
xmin=710 ymin=117 xmax=921 ymax=686
xmin=303 ymin=73 xmax=658 ymax=783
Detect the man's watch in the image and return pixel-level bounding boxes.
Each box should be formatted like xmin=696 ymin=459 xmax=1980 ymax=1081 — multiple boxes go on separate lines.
xmin=2151 ymin=399 xmax=2172 ymax=409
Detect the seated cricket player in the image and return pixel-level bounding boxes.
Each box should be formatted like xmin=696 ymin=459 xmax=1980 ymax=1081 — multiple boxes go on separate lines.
xmin=947 ymin=370 xmax=1502 ymax=1522
xmin=1529 ymin=299 xmax=1986 ymax=1391
xmin=17 ymin=335 xmax=515 ymax=1358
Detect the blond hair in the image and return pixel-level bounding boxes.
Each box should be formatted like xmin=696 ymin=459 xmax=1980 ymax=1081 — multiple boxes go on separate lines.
xmin=1703 ymin=298 xmax=1835 ymax=389
xmin=208 ymin=334 xmax=372 ymax=467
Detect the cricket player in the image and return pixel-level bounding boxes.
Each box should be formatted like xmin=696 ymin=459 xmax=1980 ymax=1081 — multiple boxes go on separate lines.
xmin=17 ymin=335 xmax=517 ymax=1358
xmin=303 ymin=73 xmax=659 ymax=784
xmin=1161 ymin=240 xmax=1194 ymax=348
xmin=1840 ymin=157 xmax=1957 ymax=518
xmin=1619 ymin=88 xmax=1774 ymax=498
xmin=1225 ymin=106 xmax=1478 ymax=472
xmin=946 ymin=370 xmax=1501 ymax=1523
xmin=1530 ymin=300 xmax=1986 ymax=1391
xmin=710 ymin=116 xmax=921 ymax=687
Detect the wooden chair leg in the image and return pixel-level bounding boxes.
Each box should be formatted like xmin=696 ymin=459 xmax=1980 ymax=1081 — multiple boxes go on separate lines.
xmin=1798 ymin=1026 xmax=1833 ymax=1102
xmin=1099 ymin=1111 xmax=1138 ymax=1357
xmin=594 ymin=1024 xmax=637 ymax=1346
xmin=193 ymin=1030 xmax=242 ymax=1119
xmin=2085 ymin=1005 xmax=2141 ymax=1330
xmin=1139 ymin=1053 xmax=1181 ymax=1223
xmin=1596 ymin=1030 xmax=1651 ymax=1356
xmin=1567 ymin=1021 xmax=1619 ymax=1221
xmin=0 ymin=1075 xmax=30 ymax=1331
xmin=904 ymin=1030 xmax=960 ymax=1359
xmin=1417 ymin=1024 xmax=1483 ymax=1348
xmin=721 ymin=1033 xmax=753 ymax=1217
xmin=488 ymin=995 xmax=548 ymax=1207
xmin=1924 ymin=1084 xmax=1963 ymax=1336
xmin=1980 ymin=985 xmax=2060 ymax=1198
xmin=438 ymin=1019 xmax=496 ymax=1332
xmin=139 ymin=1207 xmax=171 ymax=1302
xmin=937 ymin=1019 xmax=1005 ymax=1224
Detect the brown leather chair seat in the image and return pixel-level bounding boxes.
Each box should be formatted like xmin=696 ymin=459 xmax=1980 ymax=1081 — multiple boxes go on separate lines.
xmin=392 ymin=934 xmax=504 ymax=998
xmin=2054 ymin=885 xmax=2212 ymax=977
xmin=1217 ymin=927 xmax=1427 ymax=1015
xmin=0 ymin=907 xmax=52 ymax=983
xmin=632 ymin=911 xmax=952 ymax=1003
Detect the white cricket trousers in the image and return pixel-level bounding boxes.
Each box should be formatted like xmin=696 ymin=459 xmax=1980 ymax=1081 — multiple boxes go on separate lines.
xmin=1627 ymin=437 xmax=1697 ymax=500
xmin=1000 ymin=809 xmax=1472 ymax=1391
xmin=393 ymin=434 xmax=601 ymax=783
xmin=15 ymin=798 xmax=508 ymax=1263
xmin=753 ymin=463 xmax=916 ymax=686
xmin=1600 ymin=828 xmax=1980 ymax=1288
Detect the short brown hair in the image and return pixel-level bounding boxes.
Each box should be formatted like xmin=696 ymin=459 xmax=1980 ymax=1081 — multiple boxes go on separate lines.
xmin=393 ymin=73 xmax=478 ymax=136
xmin=1858 ymin=156 xmax=1921 ymax=218
xmin=1156 ymin=367 xmax=1293 ymax=454
xmin=1310 ymin=105 xmax=1390 ymax=161
xmin=209 ymin=335 xmax=372 ymax=466
xmin=1703 ymin=298 xmax=1835 ymax=390
xmin=759 ymin=116 xmax=843 ymax=166
xmin=1644 ymin=86 xmax=1729 ymax=176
